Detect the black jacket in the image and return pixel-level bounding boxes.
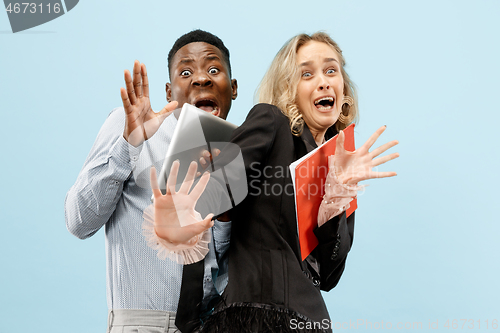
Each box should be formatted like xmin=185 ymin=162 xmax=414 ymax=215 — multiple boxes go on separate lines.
xmin=200 ymin=103 xmax=355 ymax=331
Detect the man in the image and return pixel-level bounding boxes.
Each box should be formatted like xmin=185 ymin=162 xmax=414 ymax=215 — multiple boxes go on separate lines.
xmin=65 ymin=30 xmax=237 ymax=333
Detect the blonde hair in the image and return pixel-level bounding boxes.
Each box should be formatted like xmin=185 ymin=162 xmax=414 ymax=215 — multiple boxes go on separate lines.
xmin=257 ymin=32 xmax=358 ymax=135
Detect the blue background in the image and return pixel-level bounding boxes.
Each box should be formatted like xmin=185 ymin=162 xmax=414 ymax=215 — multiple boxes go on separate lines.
xmin=1 ymin=0 xmax=499 ymax=332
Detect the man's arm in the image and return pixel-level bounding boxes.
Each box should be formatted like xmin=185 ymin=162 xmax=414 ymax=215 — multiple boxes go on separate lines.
xmin=212 ymin=219 xmax=231 ymax=260
xmin=66 ymin=60 xmax=177 ymax=239
xmin=65 ymin=108 xmax=138 ymax=239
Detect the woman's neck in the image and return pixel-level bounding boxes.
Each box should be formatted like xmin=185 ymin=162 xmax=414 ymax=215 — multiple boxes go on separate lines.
xmin=310 ymin=129 xmax=326 ymax=147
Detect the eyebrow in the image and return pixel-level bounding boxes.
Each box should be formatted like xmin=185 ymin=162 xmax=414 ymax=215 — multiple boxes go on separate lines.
xmin=177 ymin=55 xmax=222 ymax=66
xmin=179 ymin=58 xmax=194 ymax=65
xmin=205 ymin=55 xmax=222 ymax=62
xmin=299 ymin=58 xmax=339 ymax=67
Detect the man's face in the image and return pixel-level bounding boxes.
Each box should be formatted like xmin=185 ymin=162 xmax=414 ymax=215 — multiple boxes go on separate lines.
xmin=166 ymin=42 xmax=237 ymax=120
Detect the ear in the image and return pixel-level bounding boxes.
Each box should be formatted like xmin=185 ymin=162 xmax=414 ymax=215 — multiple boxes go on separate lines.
xmin=231 ymin=79 xmax=238 ymax=100
xmin=165 ymin=82 xmax=172 ymax=102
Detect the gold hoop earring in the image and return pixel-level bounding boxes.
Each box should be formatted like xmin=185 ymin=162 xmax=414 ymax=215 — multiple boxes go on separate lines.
xmin=338 ymin=96 xmax=354 ymax=124
xmin=291 ymin=111 xmax=304 ymax=136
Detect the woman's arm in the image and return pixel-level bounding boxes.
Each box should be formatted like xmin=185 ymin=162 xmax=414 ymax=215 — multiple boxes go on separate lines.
xmin=314 ymin=211 xmax=355 ymax=291
xmin=314 ymin=125 xmax=399 ymax=290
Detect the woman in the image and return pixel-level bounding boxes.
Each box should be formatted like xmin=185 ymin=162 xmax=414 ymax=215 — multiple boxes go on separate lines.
xmin=148 ymin=32 xmax=399 ymax=332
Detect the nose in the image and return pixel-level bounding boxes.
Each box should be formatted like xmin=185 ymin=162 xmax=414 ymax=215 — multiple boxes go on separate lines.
xmin=318 ymin=76 xmax=330 ymax=91
xmin=192 ymin=73 xmax=212 ymax=87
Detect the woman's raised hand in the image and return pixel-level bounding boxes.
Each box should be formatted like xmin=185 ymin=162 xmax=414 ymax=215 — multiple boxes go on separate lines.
xmin=334 ymin=125 xmax=399 ymax=185
xmin=150 ymin=161 xmax=214 ymax=244
xmin=317 ymin=126 xmax=398 ymax=226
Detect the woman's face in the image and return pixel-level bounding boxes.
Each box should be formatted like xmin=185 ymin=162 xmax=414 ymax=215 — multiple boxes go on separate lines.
xmin=296 ymin=41 xmax=344 ymax=136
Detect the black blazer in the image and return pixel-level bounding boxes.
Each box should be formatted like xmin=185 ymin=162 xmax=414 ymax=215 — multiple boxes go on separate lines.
xmin=201 ymin=103 xmax=355 ymax=328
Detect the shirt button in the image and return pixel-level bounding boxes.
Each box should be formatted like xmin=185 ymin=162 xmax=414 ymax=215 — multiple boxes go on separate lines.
xmin=131 ymin=156 xmax=138 ymax=161
xmin=336 ymin=233 xmax=341 ymax=240
xmin=331 ymin=253 xmax=338 ymax=260
xmin=313 ymin=278 xmax=321 ymax=287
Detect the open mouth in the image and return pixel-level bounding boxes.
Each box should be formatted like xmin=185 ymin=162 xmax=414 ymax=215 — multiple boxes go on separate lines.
xmin=195 ymin=99 xmax=220 ymax=117
xmin=314 ymin=96 xmax=335 ymax=111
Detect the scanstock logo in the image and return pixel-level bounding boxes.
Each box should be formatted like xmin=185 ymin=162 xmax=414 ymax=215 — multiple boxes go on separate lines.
xmin=4 ymin=0 xmax=78 ymax=33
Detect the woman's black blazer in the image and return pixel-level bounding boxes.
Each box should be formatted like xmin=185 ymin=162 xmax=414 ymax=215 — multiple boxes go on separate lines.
xmin=204 ymin=103 xmax=355 ymax=326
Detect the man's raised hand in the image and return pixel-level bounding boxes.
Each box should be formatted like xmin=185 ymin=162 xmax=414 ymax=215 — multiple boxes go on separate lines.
xmin=121 ymin=60 xmax=178 ymax=147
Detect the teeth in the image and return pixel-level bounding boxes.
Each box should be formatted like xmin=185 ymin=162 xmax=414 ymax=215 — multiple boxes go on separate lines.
xmin=314 ymin=97 xmax=334 ymax=105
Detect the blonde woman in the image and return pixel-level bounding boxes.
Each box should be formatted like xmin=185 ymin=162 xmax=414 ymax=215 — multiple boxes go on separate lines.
xmin=151 ymin=32 xmax=399 ymax=332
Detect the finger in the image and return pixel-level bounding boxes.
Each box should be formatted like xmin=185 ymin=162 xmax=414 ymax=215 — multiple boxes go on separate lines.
xmin=372 ymin=152 xmax=400 ymax=167
xmin=151 ymin=101 xmax=177 ymax=133
xmin=359 ymin=125 xmax=386 ymax=153
xmin=150 ymin=167 xmax=162 ymax=199
xmin=183 ymin=215 xmax=214 ymax=235
xmin=335 ymin=130 xmax=345 ymax=155
xmin=327 ymin=155 xmax=336 ymax=177
xmin=353 ymin=171 xmax=397 ymax=183
xmin=120 ymin=87 xmax=132 ymax=112
xmin=328 ymin=155 xmax=335 ymax=168
xmin=369 ymin=140 xmax=399 ymax=158
xmin=212 ymin=148 xmax=221 ymax=157
xmin=158 ymin=100 xmax=178 ymax=115
xmin=179 ymin=161 xmax=198 ymax=193
xmin=372 ymin=171 xmax=397 ymax=179
xmin=124 ymin=69 xmax=137 ymax=105
xmin=166 ymin=160 xmax=180 ymax=194
xmin=204 ymin=214 xmax=215 ymax=223
xmin=199 ymin=150 xmax=211 ymax=167
xmin=190 ymin=171 xmax=211 ymax=202
xmin=202 ymin=150 xmax=211 ymax=159
xmin=155 ymin=101 xmax=178 ymax=124
xmin=141 ymin=63 xmax=149 ymax=98
xmin=133 ymin=60 xmax=143 ymax=99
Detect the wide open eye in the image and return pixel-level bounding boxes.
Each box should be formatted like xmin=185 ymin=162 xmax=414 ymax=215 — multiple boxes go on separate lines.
xmin=180 ymin=70 xmax=192 ymax=76
xmin=208 ymin=68 xmax=220 ymax=75
xmin=302 ymin=72 xmax=312 ymax=78
xmin=326 ymin=68 xmax=336 ymax=74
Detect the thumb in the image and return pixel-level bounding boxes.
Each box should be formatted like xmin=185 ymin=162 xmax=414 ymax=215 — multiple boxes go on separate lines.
xmin=159 ymin=100 xmax=178 ymax=116
xmin=184 ymin=215 xmax=214 ymax=235
xmin=335 ymin=130 xmax=345 ymax=155
xmin=155 ymin=101 xmax=178 ymax=124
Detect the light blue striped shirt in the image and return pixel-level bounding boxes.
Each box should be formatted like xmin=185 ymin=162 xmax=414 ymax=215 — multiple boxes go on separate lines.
xmin=65 ymin=107 xmax=230 ymax=312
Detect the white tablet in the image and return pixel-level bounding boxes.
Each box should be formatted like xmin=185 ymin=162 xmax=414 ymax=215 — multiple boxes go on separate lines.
xmin=156 ymin=103 xmax=238 ymax=195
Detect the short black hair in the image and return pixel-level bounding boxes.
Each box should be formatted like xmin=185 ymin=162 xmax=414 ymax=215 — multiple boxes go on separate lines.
xmin=167 ymin=29 xmax=231 ymax=78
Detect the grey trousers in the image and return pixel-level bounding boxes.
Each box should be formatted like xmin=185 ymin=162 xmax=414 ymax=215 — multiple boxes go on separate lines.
xmin=107 ymin=309 xmax=180 ymax=333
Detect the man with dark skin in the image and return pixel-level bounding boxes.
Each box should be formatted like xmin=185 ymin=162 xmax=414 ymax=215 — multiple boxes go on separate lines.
xmin=122 ymin=42 xmax=237 ymax=146
xmin=65 ymin=30 xmax=237 ymax=333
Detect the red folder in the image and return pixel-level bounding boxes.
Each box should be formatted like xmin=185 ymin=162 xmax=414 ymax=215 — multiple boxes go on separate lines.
xmin=294 ymin=123 xmax=357 ymax=260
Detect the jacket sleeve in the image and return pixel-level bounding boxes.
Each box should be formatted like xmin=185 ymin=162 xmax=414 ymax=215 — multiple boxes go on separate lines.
xmin=64 ymin=108 xmax=141 ymax=239
xmin=313 ymin=211 xmax=355 ymax=291
xmin=213 ymin=220 xmax=231 ymax=259
xmin=225 ymin=103 xmax=278 ymax=180
xmin=196 ymin=103 xmax=278 ymax=217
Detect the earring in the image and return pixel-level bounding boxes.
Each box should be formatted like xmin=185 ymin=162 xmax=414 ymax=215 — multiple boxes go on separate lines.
xmin=338 ymin=96 xmax=354 ymax=124
xmin=291 ymin=110 xmax=304 ymax=136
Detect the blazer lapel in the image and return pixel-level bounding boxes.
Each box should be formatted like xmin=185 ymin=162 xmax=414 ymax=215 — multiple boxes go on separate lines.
xmin=300 ymin=125 xmax=317 ymax=154
xmin=299 ymin=124 xmax=338 ymax=154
